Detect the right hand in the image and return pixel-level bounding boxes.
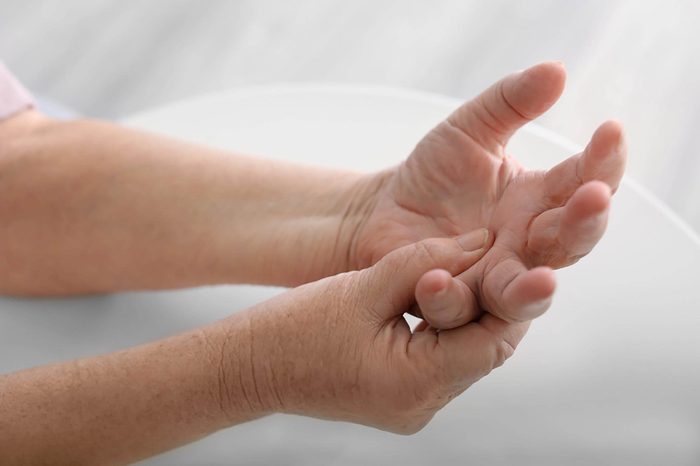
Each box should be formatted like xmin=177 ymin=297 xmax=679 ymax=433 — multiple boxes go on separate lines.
xmin=228 ymin=229 xmax=532 ymax=434
xmin=345 ymin=62 xmax=626 ymax=326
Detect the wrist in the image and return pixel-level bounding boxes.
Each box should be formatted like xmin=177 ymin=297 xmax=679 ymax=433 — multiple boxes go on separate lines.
xmin=209 ymin=311 xmax=281 ymax=425
xmin=332 ymin=169 xmax=393 ymax=274
xmin=336 ymin=168 xmax=394 ymax=272
xmin=230 ymin=167 xmax=383 ymax=286
xmin=214 ymin=287 xmax=332 ymax=422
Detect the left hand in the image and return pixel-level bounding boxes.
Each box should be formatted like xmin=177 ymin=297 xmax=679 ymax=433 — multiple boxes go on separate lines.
xmin=235 ymin=230 xmax=524 ymax=435
xmin=348 ymin=62 xmax=627 ymax=325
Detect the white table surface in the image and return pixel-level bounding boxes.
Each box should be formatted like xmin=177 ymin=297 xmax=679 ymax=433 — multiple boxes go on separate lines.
xmin=2 ymin=86 xmax=699 ymax=465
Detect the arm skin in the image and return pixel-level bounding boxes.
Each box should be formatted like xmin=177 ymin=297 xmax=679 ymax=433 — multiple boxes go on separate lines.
xmin=0 ymin=232 xmax=518 ymax=465
xmin=0 ymin=317 xmax=247 ymax=465
xmin=0 ymin=110 xmax=376 ymax=294
xmin=0 ymin=62 xmax=625 ymax=464
xmin=0 ymin=62 xmax=626 ymax=328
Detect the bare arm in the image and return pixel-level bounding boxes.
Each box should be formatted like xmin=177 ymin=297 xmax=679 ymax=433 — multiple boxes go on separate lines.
xmin=0 ymin=111 xmax=377 ymax=294
xmin=0 ymin=311 xmax=259 ymax=465
xmin=0 ymin=62 xmax=626 ymax=310
xmin=0 ymin=232 xmax=527 ymax=465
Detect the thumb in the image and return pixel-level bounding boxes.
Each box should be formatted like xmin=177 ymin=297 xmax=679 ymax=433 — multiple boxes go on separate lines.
xmin=366 ymin=229 xmax=490 ymax=321
xmin=447 ymin=61 xmax=566 ymax=153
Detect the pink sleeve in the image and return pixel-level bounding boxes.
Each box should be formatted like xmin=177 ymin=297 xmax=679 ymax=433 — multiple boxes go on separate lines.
xmin=0 ymin=61 xmax=35 ymax=120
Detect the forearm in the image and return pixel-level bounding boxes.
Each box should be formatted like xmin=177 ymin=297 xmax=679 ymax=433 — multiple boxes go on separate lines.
xmin=0 ymin=312 xmax=263 ymax=465
xmin=0 ymin=111 xmax=376 ymax=294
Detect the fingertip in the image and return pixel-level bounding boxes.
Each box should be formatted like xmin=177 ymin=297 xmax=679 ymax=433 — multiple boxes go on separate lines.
xmin=524 ymin=61 xmax=567 ymax=82
xmin=562 ymin=183 xmax=610 ymax=246
xmin=517 ymin=296 xmax=554 ymax=322
xmin=588 ymin=181 xmax=612 ymax=212
xmin=591 ymin=120 xmax=624 ymax=152
xmin=577 ymin=120 xmax=628 ymax=196
xmin=569 ymin=181 xmax=611 ymax=218
xmin=529 ymin=266 xmax=557 ymax=298
xmin=523 ymin=61 xmax=566 ymax=93
xmin=599 ymin=119 xmax=624 ymax=138
xmin=416 ymin=271 xmax=481 ymax=330
xmin=519 ymin=266 xmax=557 ymax=302
xmin=513 ymin=62 xmax=567 ymax=115
xmin=588 ymin=120 xmax=627 ymax=178
xmin=603 ymin=120 xmax=628 ymax=170
xmin=416 ymin=269 xmax=452 ymax=297
xmin=615 ymin=121 xmax=628 ymax=155
xmin=558 ymin=183 xmax=611 ymax=260
xmin=502 ymin=267 xmax=556 ymax=322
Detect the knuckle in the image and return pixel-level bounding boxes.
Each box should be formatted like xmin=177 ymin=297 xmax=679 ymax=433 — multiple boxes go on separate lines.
xmin=381 ymin=244 xmax=414 ymax=274
xmin=491 ymin=338 xmax=516 ymax=370
xmin=412 ymin=239 xmax=450 ymax=268
xmin=470 ymin=325 xmax=519 ymax=379
xmin=413 ymin=240 xmax=438 ymax=264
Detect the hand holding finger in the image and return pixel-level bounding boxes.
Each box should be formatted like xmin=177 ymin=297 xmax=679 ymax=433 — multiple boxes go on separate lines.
xmin=414 ymin=269 xmax=481 ymax=329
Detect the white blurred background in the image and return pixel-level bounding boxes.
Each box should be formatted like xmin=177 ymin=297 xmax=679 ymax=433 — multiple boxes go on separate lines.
xmin=1 ymin=0 xmax=699 ymax=231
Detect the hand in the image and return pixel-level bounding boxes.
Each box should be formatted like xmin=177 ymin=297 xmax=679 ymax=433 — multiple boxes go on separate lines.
xmin=348 ymin=62 xmax=627 ymax=325
xmin=226 ymin=230 xmax=526 ymax=434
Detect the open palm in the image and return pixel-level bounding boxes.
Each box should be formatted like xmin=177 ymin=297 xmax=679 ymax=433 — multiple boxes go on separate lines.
xmin=351 ymin=62 xmax=626 ymax=326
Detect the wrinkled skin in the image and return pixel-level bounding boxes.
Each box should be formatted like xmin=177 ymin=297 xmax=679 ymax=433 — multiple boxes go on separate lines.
xmin=243 ymin=231 xmax=523 ymax=434
xmin=349 ymin=62 xmax=626 ymax=327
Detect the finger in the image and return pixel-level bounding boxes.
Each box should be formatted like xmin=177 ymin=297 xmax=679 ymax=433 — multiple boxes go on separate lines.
xmin=447 ymin=61 xmax=566 ymax=153
xmin=475 ymin=257 xmax=557 ymax=323
xmin=529 ymin=181 xmax=611 ymax=267
xmin=436 ymin=313 xmax=530 ymax=386
xmin=368 ymin=229 xmax=491 ymax=320
xmin=544 ymin=120 xmax=627 ymax=206
xmin=415 ymin=269 xmax=480 ymax=330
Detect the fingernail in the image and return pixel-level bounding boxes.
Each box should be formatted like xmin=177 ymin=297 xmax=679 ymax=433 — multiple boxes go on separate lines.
xmin=456 ymin=228 xmax=490 ymax=251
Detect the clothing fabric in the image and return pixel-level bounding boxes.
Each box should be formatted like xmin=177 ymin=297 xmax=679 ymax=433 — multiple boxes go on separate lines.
xmin=0 ymin=61 xmax=34 ymax=120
